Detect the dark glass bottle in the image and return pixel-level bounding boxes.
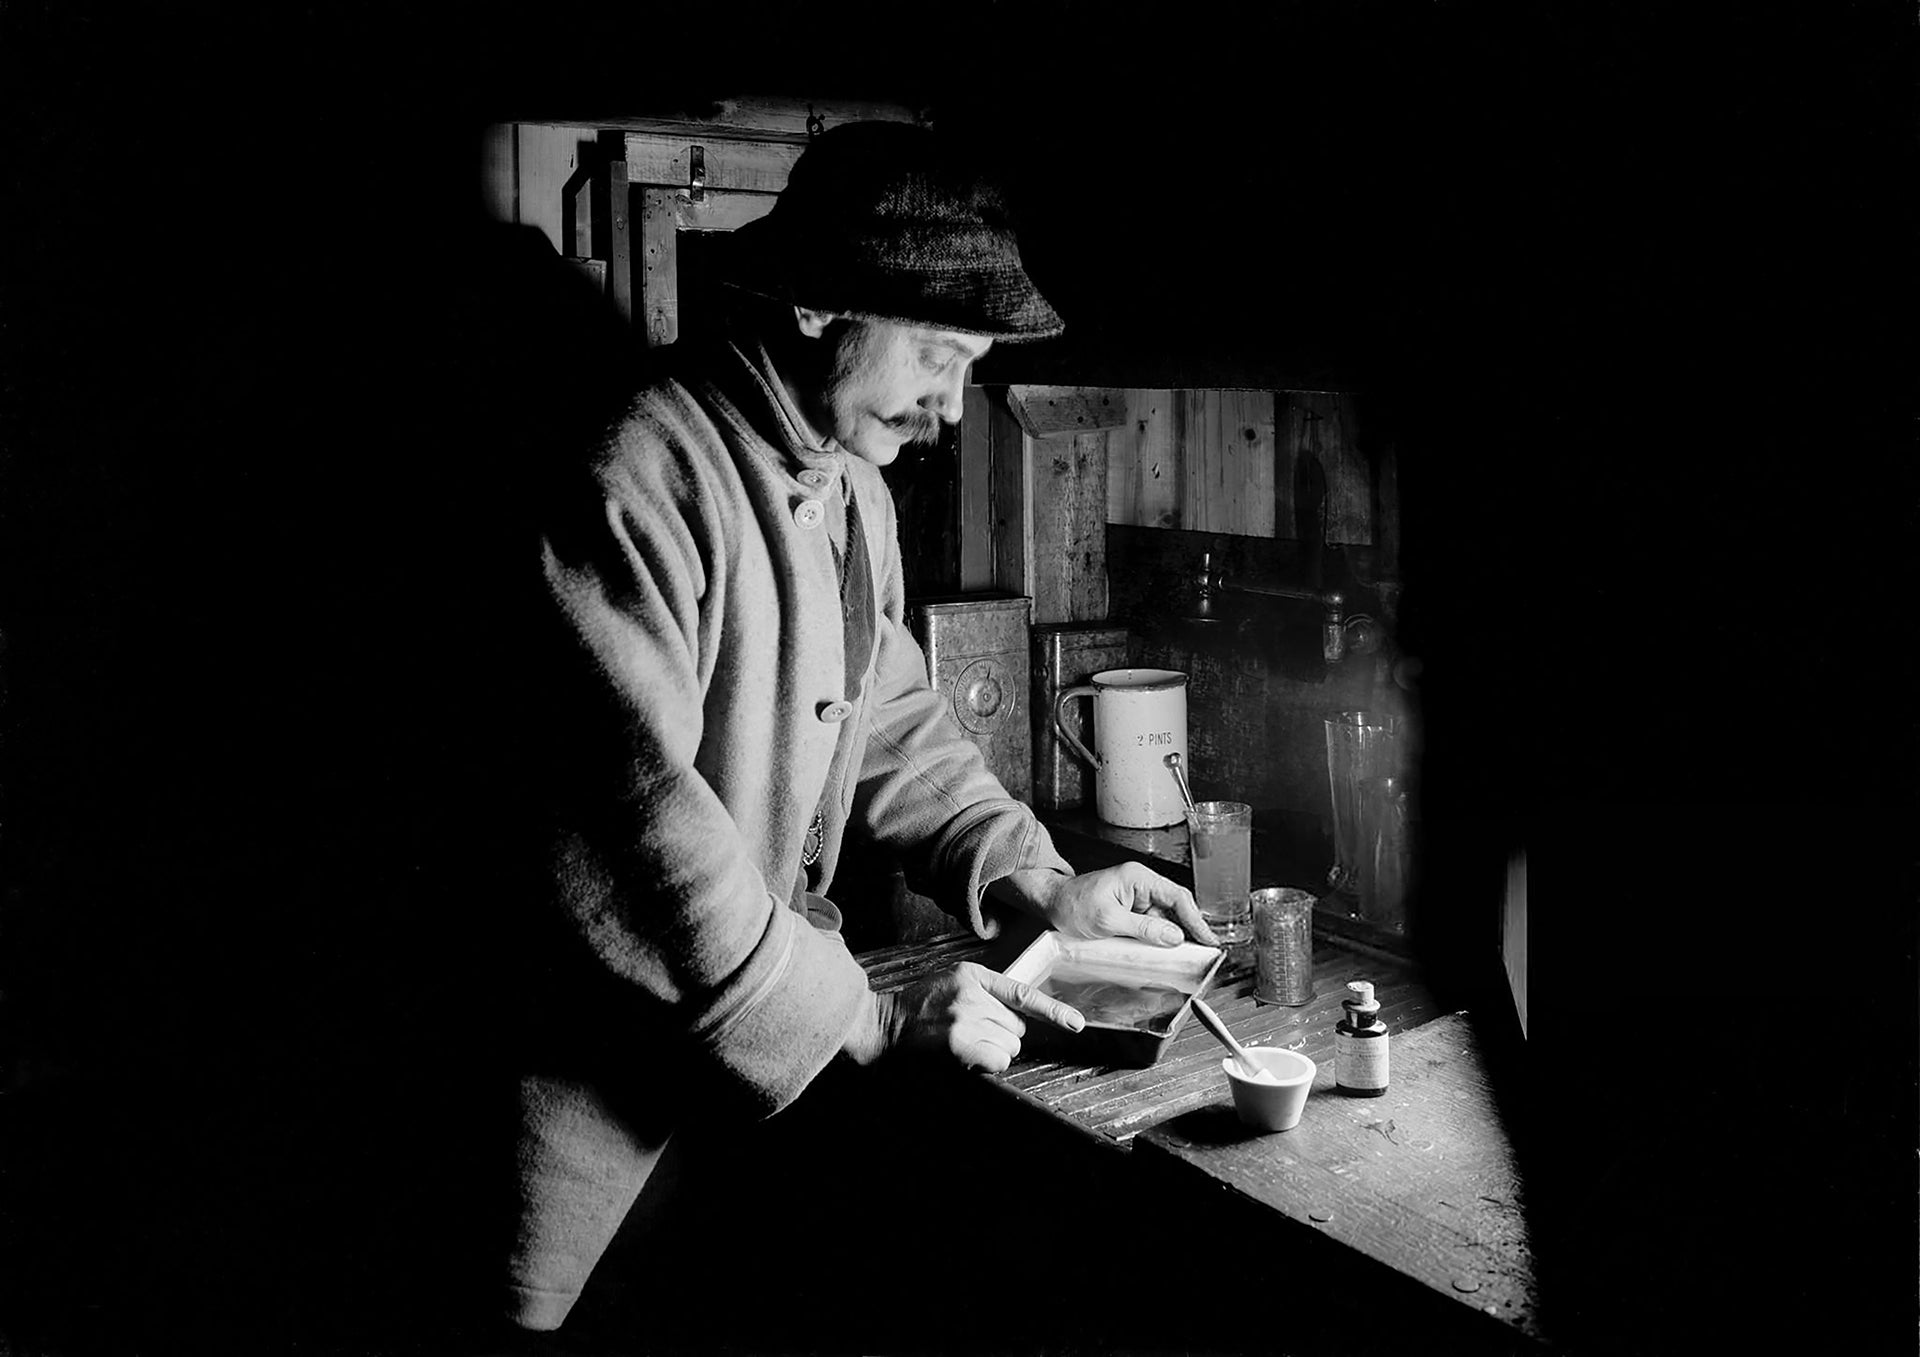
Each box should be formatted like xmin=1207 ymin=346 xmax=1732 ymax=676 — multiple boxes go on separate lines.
xmin=1334 ymin=980 xmax=1390 ymax=1096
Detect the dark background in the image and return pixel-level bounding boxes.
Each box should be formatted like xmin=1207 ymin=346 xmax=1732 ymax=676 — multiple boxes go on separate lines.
xmin=3 ymin=2 xmax=1913 ymax=1354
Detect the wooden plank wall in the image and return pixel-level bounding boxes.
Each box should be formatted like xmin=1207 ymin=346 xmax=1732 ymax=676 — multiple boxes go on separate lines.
xmin=995 ymin=386 xmax=1377 ymax=632
xmin=1109 ymin=389 xmax=1370 ymax=546
xmin=1179 ymin=390 xmax=1276 ymax=537
xmin=1107 ymin=391 xmax=1181 ymax=529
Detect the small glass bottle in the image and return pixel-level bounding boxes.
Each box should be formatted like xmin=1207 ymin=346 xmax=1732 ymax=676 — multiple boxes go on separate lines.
xmin=1334 ymin=980 xmax=1390 ymax=1096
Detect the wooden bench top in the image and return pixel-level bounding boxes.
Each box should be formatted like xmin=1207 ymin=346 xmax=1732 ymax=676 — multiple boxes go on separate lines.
xmin=1135 ymin=1011 xmax=1547 ymax=1350
xmin=858 ymin=929 xmax=1440 ymax=1146
xmin=856 ymin=932 xmax=1545 ymax=1349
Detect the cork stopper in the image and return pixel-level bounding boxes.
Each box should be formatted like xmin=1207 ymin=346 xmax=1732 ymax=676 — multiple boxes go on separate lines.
xmin=1344 ymin=980 xmax=1380 ymax=1017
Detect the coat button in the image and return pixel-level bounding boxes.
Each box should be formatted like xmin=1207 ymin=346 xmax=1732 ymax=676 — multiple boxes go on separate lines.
xmin=798 ymin=468 xmax=831 ymax=489
xmin=817 ymin=700 xmax=853 ymax=723
xmin=794 ymin=499 xmax=825 ymax=529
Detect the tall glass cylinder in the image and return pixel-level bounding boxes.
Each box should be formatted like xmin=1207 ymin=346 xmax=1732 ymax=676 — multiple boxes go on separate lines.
xmin=1324 ymin=711 xmax=1401 ymax=910
xmin=1359 ymin=774 xmax=1410 ymax=932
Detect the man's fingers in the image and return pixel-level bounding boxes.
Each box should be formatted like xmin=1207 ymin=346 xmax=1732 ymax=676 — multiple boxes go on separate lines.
xmin=974 ymin=999 xmax=1026 ymax=1041
xmin=1168 ymin=891 xmax=1218 ymax=946
xmin=958 ymin=1038 xmax=1015 ymax=1074
xmin=949 ymin=989 xmax=1023 ymax=1070
xmin=1135 ymin=870 xmax=1218 ymax=946
xmin=1103 ymin=902 xmax=1186 ymax=948
xmin=980 ymin=970 xmax=1085 ymax=1033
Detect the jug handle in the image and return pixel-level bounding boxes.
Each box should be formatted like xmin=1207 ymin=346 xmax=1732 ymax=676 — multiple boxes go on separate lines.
xmin=1051 ymin=685 xmax=1102 ymax=769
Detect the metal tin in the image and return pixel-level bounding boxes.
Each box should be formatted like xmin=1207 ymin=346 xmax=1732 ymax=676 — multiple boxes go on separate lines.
xmin=1029 ymin=623 xmax=1130 ymax=811
xmin=907 ymin=594 xmax=1033 ymax=801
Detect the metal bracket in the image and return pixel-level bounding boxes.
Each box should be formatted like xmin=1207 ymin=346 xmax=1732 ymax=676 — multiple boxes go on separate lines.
xmin=688 ymin=145 xmax=706 ymax=202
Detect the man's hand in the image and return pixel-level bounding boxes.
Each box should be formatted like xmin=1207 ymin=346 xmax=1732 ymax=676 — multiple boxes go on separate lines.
xmin=876 ymin=961 xmax=1085 ymax=1074
xmin=1004 ymin=861 xmax=1217 ymax=947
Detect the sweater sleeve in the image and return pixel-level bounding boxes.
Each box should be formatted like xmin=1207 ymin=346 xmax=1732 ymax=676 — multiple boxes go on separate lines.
xmin=847 ymin=483 xmax=1074 ymax=938
xmin=534 ymin=416 xmax=874 ymax=1116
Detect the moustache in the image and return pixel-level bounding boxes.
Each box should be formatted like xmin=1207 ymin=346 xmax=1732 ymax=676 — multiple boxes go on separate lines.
xmin=886 ymin=412 xmax=943 ymax=445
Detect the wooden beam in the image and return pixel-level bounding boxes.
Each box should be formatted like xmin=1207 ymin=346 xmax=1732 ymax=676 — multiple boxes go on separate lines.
xmin=638 ymin=187 xmax=679 ymax=347
xmin=519 ymin=99 xmax=926 ymax=142
xmin=1005 ymin=386 xmax=1129 ymax=438
xmin=669 ymin=189 xmax=778 ymax=233
xmin=959 ymin=386 xmax=994 ymax=592
xmin=607 ymin=158 xmax=633 ymax=325
xmin=566 ymin=170 xmax=593 ymax=259
xmin=988 ymin=392 xmax=1031 ymax=599
xmin=624 ymin=134 xmax=803 ymax=193
xmin=1026 ymin=431 xmax=1110 ymax=624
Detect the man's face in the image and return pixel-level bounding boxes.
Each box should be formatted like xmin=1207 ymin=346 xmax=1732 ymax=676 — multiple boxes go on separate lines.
xmin=801 ymin=314 xmax=992 ymax=467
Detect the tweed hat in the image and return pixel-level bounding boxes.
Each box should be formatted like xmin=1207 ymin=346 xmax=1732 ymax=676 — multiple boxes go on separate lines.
xmin=723 ymin=121 xmax=1063 ymax=342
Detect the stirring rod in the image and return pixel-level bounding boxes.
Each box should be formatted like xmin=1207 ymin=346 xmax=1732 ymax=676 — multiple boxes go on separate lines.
xmin=1166 ymin=751 xmax=1198 ymax=814
xmin=1190 ymin=996 xmax=1263 ymax=1080
xmin=1166 ymin=753 xmax=1210 ymax=859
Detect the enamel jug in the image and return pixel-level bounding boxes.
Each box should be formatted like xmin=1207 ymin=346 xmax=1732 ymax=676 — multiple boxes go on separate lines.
xmin=1051 ymin=668 xmax=1190 ymax=828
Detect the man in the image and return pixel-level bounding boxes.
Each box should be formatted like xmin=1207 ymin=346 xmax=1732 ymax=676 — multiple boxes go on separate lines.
xmin=505 ymin=120 xmax=1211 ymax=1333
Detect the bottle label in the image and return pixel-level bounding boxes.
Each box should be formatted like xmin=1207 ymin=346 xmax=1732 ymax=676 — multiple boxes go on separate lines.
xmin=1335 ymin=1028 xmax=1389 ymax=1091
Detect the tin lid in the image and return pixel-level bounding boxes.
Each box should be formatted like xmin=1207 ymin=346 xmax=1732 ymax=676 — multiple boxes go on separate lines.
xmin=1031 ymin=621 xmax=1131 ymax=640
xmin=910 ymin=594 xmax=1032 ymax=616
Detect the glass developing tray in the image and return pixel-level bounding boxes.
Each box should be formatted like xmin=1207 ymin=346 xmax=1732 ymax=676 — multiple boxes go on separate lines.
xmin=1003 ymin=931 xmax=1224 ymax=1068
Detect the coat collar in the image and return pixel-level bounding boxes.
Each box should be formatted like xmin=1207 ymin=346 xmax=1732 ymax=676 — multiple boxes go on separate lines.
xmin=709 ymin=331 xmax=847 ymax=482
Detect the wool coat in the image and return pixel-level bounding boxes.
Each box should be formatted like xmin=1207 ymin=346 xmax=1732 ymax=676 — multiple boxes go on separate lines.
xmin=505 ymin=334 xmax=1072 ymax=1328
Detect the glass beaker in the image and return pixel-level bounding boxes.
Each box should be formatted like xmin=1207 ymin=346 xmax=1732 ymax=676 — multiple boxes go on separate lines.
xmin=1186 ymin=801 xmax=1253 ymax=943
xmin=1251 ymin=886 xmax=1315 ymax=1005
xmin=1324 ymin=711 xmax=1401 ymax=909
